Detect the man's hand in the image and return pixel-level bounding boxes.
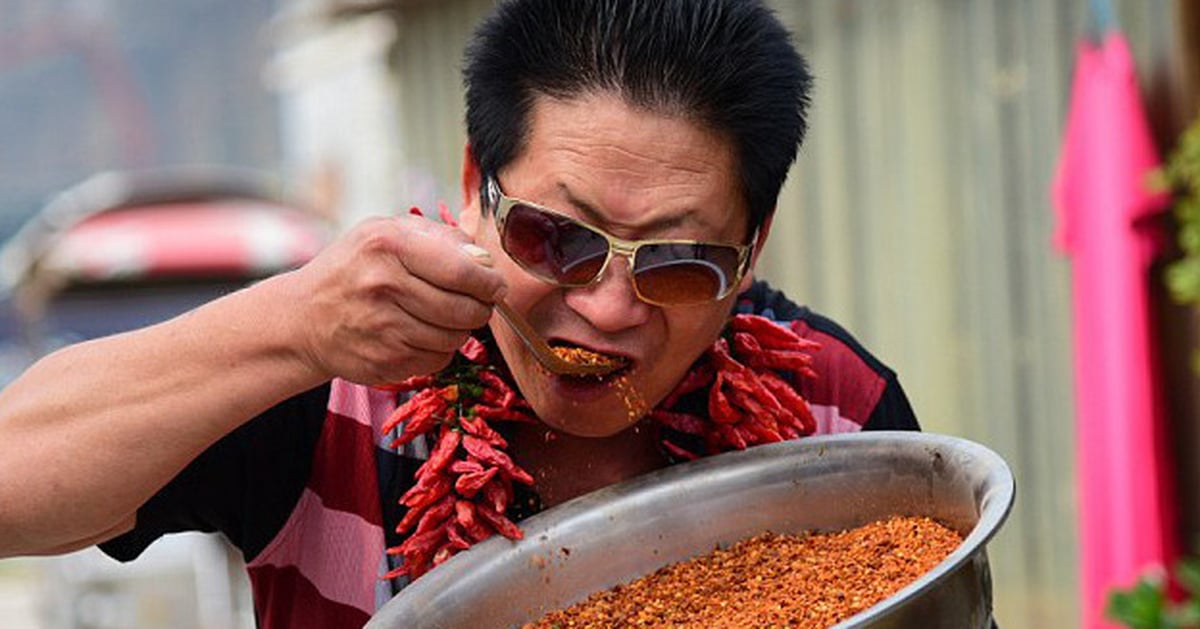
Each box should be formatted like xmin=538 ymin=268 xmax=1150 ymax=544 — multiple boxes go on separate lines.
xmin=0 ymin=212 xmax=507 ymax=556
xmin=283 ymin=214 xmax=506 ymax=385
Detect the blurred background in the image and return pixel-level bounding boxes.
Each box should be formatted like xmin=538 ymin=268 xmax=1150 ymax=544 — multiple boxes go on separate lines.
xmin=0 ymin=0 xmax=1196 ymax=627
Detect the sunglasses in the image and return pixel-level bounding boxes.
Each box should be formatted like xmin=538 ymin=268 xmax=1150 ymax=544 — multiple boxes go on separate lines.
xmin=485 ymin=177 xmax=755 ymax=306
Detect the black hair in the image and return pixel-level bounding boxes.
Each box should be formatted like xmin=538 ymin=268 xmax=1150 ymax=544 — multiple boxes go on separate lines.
xmin=463 ymin=0 xmax=813 ymax=231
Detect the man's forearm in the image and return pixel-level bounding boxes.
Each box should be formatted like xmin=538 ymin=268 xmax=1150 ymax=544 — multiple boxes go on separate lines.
xmin=0 ymin=272 xmax=324 ymax=557
xmin=0 ymin=213 xmax=505 ymax=557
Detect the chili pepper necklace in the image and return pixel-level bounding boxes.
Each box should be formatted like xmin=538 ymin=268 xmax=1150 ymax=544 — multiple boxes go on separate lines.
xmin=378 ymin=312 xmax=819 ymax=582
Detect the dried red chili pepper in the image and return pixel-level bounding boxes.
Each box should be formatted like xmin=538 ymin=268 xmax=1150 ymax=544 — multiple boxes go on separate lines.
xmin=746 ymin=349 xmax=818 ymax=380
xmin=385 ymin=522 xmax=446 ymax=577
xmin=454 ymin=499 xmax=478 ymax=529
xmin=718 ymin=423 xmax=748 ymax=450
xmin=732 ymin=313 xmax=820 ymax=352
xmin=454 ymin=466 xmax=499 ymax=498
xmin=423 ymin=427 xmax=462 ymax=475
xmin=719 ymin=344 xmax=782 ymax=404
xmin=740 ymin=412 xmax=784 ymax=444
xmin=445 ymin=521 xmax=473 ymax=551
xmin=709 ymin=338 xmax=750 ymax=375
xmin=478 ymin=370 xmax=518 ymax=406
xmin=462 ymin=434 xmax=535 ymax=485
xmin=386 ymin=397 xmax=452 ymax=448
xmin=412 ymin=494 xmax=456 ymax=536
xmin=400 ymin=471 xmax=452 ymax=512
xmin=480 ymin=478 xmax=508 ymax=515
xmin=377 ymin=374 xmax=436 ymax=393
xmin=759 ymin=371 xmax=816 ymax=435
xmin=460 ymin=415 xmax=507 ymax=448
xmin=732 ymin=330 xmax=817 ymax=378
xmin=449 ymin=459 xmax=484 ymax=475
xmin=459 ymin=506 xmax=494 ymax=543
xmin=460 ymin=336 xmax=488 ymax=363
xmin=395 ymin=500 xmax=428 ymax=535
xmin=708 ymin=374 xmax=740 ymax=425
xmin=731 ymin=330 xmax=765 ymax=357
xmin=381 ymin=387 xmax=442 ymax=435
xmin=474 ymin=405 xmax=535 ymax=424
xmin=475 ymin=502 xmax=524 ymax=540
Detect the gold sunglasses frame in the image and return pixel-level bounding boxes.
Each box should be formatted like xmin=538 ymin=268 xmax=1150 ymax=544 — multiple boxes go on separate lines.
xmin=484 ymin=177 xmax=755 ymax=306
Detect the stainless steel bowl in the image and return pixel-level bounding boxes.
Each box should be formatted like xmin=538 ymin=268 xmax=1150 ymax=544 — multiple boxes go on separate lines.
xmin=368 ymin=431 xmax=1015 ymax=628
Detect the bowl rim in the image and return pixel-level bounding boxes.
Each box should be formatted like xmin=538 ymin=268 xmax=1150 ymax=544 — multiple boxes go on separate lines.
xmin=370 ymin=430 xmax=1016 ymax=628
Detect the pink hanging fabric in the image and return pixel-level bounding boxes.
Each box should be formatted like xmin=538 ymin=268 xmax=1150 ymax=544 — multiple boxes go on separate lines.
xmin=1051 ymin=31 xmax=1177 ymax=628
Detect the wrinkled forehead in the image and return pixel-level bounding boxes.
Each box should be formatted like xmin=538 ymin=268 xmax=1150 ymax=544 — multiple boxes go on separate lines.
xmin=504 ymin=92 xmax=749 ymax=232
xmin=514 ymin=90 xmax=738 ymax=174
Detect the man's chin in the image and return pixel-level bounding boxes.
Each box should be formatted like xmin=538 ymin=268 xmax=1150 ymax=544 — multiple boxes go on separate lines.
xmin=534 ymin=405 xmax=648 ymax=438
xmin=517 ymin=365 xmax=658 ymax=438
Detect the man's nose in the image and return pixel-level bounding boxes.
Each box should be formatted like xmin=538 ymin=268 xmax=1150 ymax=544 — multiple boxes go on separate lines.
xmin=562 ymin=255 xmax=652 ymax=332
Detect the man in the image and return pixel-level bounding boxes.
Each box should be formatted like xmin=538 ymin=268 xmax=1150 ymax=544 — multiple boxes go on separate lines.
xmin=0 ymin=0 xmax=917 ymax=626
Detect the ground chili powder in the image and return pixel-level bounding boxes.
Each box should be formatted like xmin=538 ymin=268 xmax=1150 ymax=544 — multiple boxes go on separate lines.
xmin=524 ymin=515 xmax=963 ymax=628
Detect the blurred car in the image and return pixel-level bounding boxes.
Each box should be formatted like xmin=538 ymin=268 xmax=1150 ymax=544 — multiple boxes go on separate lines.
xmin=0 ymin=165 xmax=332 ymax=629
xmin=0 ymin=165 xmax=330 ymax=360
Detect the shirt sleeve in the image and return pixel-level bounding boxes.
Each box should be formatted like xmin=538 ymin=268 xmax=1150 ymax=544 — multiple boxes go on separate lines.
xmin=99 ymin=383 xmax=330 ymax=563
xmin=738 ymin=280 xmax=920 ymax=432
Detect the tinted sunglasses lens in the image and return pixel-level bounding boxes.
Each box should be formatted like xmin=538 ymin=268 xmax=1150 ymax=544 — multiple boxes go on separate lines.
xmin=633 ymin=243 xmax=741 ymax=305
xmin=501 ymin=203 xmax=609 ymax=285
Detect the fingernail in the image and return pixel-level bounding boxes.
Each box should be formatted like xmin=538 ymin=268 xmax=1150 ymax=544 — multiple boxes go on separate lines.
xmin=461 ymin=243 xmax=494 ymax=267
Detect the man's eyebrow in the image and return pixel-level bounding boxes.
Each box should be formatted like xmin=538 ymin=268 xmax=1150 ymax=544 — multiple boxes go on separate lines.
xmin=559 ymin=183 xmax=693 ymax=232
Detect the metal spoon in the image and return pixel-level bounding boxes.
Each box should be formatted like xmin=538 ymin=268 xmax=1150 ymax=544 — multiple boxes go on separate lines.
xmin=462 ymin=243 xmax=622 ymax=377
xmin=492 ymin=300 xmax=622 ymax=377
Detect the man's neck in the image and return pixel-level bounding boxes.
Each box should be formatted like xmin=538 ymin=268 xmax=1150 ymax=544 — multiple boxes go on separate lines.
xmin=507 ymin=418 xmax=669 ymax=509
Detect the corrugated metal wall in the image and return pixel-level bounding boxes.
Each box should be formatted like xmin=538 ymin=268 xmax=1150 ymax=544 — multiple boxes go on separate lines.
xmin=389 ymin=0 xmax=494 ymax=209
xmin=771 ymin=2 xmax=1085 ymax=624
xmin=766 ymin=2 xmax=1174 ymax=626
xmin=387 ymin=1 xmax=1177 ymax=625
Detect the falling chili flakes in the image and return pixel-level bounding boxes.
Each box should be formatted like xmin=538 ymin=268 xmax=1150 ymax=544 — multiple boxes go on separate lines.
xmin=610 ymin=371 xmax=648 ymax=424
xmin=549 ymin=344 xmax=644 ymax=421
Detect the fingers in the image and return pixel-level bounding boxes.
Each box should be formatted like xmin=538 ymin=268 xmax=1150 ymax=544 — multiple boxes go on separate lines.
xmin=284 ymin=213 xmax=507 ymax=387
xmin=379 ymin=216 xmax=505 ymax=330
xmin=460 ymin=243 xmax=494 ymax=267
xmin=375 ymin=297 xmax=477 ymax=354
xmin=363 ymin=331 xmax=467 ymax=380
xmin=384 ymin=270 xmax=495 ymax=334
xmin=390 ymin=217 xmax=506 ymax=305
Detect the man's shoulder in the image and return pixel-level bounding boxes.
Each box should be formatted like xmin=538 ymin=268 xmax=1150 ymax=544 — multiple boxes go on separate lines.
xmin=737 ymin=280 xmax=888 ymax=372
xmin=738 ymin=280 xmax=918 ymax=430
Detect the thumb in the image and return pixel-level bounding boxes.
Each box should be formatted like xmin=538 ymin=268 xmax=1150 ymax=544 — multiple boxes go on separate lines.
xmin=460 ymin=243 xmax=495 ymax=268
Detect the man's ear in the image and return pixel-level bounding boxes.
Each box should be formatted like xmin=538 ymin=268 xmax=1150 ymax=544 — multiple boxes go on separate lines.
xmin=459 ymin=143 xmax=483 ymax=238
xmin=738 ymin=211 xmax=774 ymax=294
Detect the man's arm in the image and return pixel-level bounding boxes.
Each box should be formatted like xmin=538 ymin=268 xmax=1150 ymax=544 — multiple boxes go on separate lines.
xmin=99 ymin=383 xmax=329 ymax=563
xmin=0 ymin=216 xmax=504 ymax=557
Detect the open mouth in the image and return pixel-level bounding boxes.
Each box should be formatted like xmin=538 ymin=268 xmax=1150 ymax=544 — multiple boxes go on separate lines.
xmin=544 ymin=341 xmax=648 ymax=422
xmin=548 ymin=341 xmax=629 ymax=380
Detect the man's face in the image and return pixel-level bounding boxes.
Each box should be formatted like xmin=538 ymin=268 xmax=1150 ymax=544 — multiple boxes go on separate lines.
xmin=460 ymin=92 xmax=755 ymax=437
